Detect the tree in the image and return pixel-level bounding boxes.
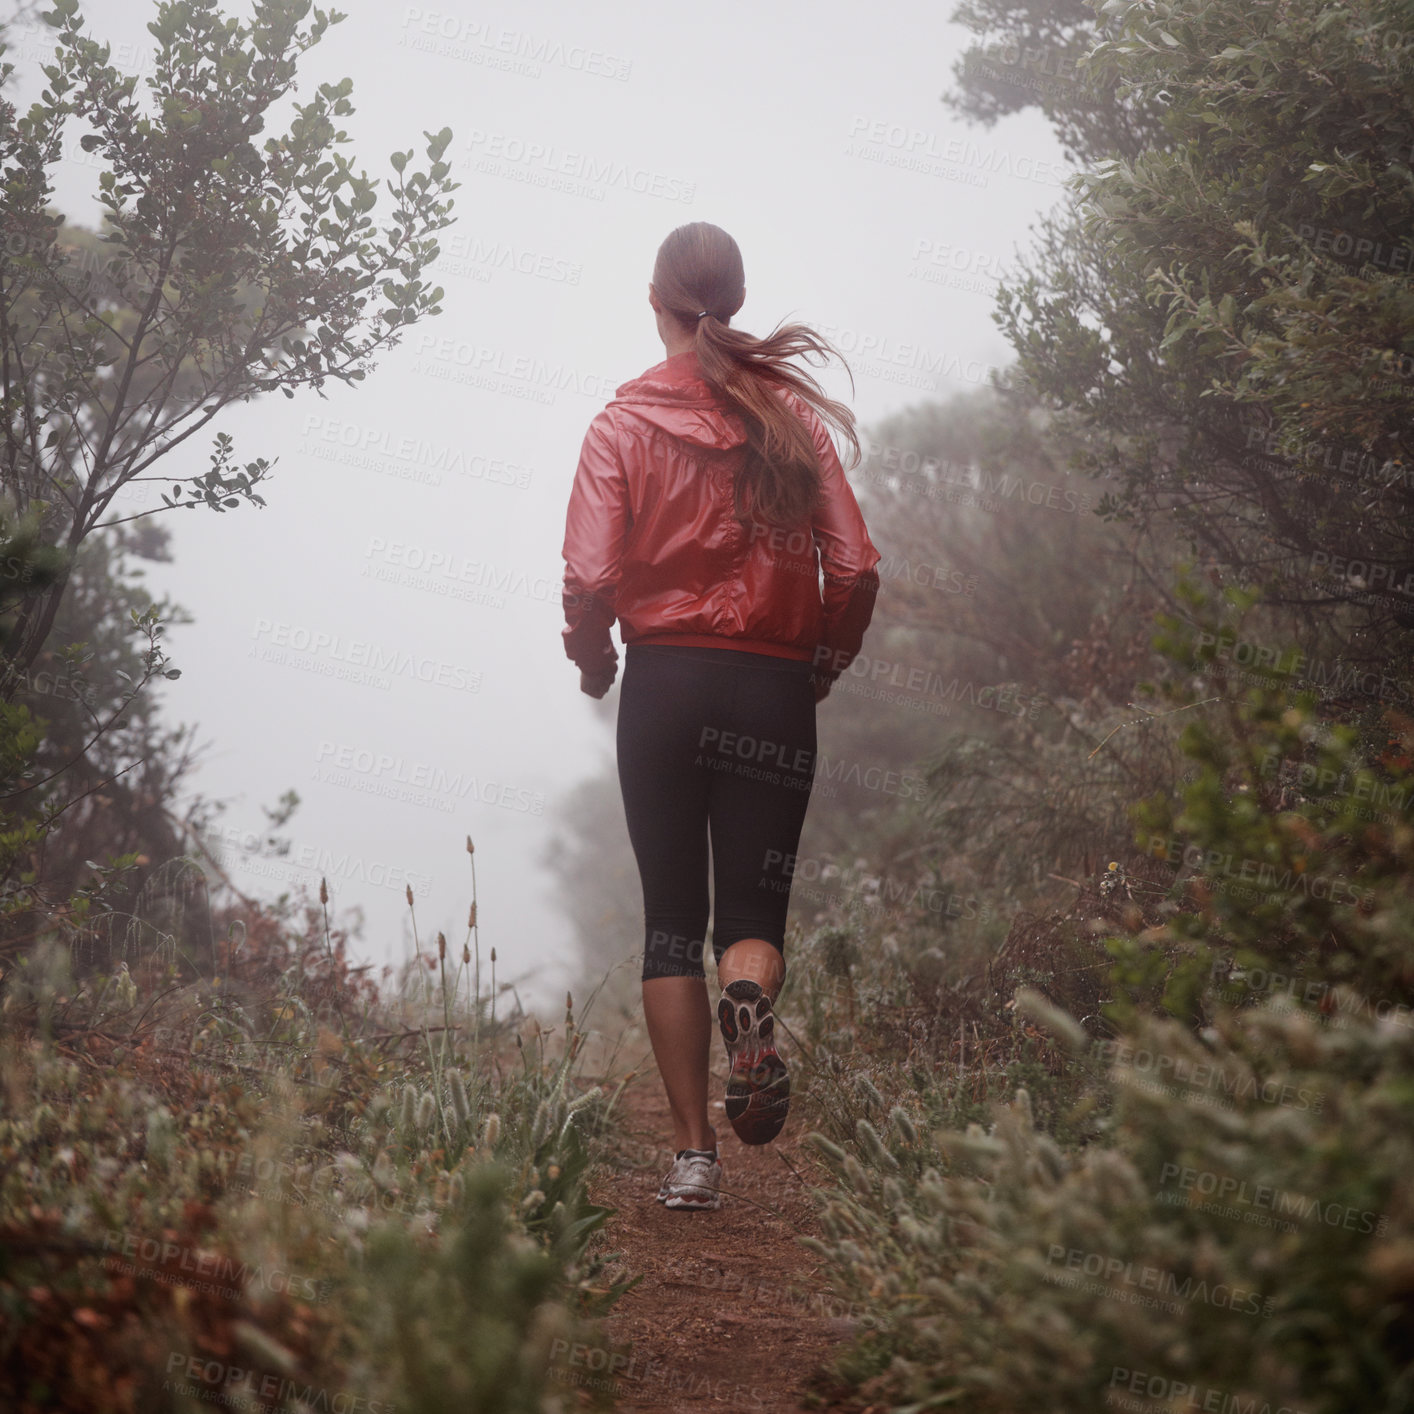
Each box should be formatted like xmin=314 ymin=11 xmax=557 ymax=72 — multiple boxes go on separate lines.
xmin=974 ymin=0 xmax=1414 ymax=647
xmin=0 ymin=506 xmax=215 ymax=972
xmin=0 ymin=0 xmax=457 ymax=696
xmin=944 ymin=0 xmax=1167 ymax=163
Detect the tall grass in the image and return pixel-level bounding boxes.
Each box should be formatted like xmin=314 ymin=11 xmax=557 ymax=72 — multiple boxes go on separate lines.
xmin=0 ymin=835 xmax=635 ymax=1413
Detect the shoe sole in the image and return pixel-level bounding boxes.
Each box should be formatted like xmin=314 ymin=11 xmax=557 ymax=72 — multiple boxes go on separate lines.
xmin=718 ymin=979 xmax=790 ymax=1145
xmin=663 ymin=1189 xmax=722 ymax=1210
xmin=658 ymin=1151 xmax=723 ymax=1209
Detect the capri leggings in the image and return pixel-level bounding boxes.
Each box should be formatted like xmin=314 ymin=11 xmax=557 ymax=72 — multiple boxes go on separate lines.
xmin=616 ymin=642 xmax=818 ymax=982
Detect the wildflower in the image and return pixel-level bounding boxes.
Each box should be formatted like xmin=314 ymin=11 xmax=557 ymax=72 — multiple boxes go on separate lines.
xmin=804 ymin=1131 xmax=847 ymax=1164
xmin=449 ymin=1072 xmax=471 ymax=1127
xmin=565 ymin=1086 xmax=601 ymax=1115
xmin=115 ymin=962 xmax=137 ymax=1012
xmin=857 ymin=1118 xmax=900 ymax=1170
xmin=890 ymin=1106 xmax=918 ymax=1146
xmin=844 ymin=1155 xmax=873 ymax=1198
xmin=416 ymin=1091 xmax=436 ymax=1131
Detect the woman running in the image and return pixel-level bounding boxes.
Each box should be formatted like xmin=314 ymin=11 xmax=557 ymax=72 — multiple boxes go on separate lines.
xmin=561 ymin=221 xmax=881 ymax=1211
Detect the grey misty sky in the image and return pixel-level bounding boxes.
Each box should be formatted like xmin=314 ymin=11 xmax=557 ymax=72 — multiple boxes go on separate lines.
xmin=9 ymin=0 xmax=1072 ymax=1013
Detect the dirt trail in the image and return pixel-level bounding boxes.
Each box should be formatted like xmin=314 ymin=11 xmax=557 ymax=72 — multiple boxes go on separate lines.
xmin=577 ymin=1046 xmax=864 ymax=1414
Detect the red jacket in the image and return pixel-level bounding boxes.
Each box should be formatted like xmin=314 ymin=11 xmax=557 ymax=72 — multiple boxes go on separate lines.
xmin=561 ymin=349 xmax=881 ymax=681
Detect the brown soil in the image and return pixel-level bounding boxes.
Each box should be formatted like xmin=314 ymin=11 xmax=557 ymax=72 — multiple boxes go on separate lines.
xmin=578 ymin=1051 xmax=869 ymax=1414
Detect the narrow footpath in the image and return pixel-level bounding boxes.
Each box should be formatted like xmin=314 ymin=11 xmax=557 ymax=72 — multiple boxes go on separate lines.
xmin=577 ymin=1049 xmax=866 ymax=1413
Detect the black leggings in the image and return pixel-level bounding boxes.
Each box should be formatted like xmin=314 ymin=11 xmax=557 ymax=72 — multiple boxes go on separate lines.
xmin=616 ymin=643 xmax=818 ymax=982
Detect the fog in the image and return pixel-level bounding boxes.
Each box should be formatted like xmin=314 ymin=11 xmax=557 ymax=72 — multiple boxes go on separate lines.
xmin=6 ymin=0 xmax=1071 ymax=1013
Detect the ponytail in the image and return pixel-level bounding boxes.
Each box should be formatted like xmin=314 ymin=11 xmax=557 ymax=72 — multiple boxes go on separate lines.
xmin=651 ymin=222 xmax=859 ymax=528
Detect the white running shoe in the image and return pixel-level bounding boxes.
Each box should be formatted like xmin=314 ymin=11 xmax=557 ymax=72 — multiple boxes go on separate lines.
xmin=655 ymin=1146 xmax=723 ymax=1210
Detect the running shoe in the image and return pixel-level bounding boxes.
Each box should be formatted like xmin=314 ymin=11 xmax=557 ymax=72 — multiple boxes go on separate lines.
xmin=656 ymin=1146 xmax=722 ymax=1210
xmin=718 ymin=978 xmax=790 ymax=1144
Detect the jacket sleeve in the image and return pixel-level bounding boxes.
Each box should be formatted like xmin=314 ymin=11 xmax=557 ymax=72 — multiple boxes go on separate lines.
xmin=561 ymin=412 xmax=629 ymax=677
xmin=805 ymin=405 xmax=881 ymax=683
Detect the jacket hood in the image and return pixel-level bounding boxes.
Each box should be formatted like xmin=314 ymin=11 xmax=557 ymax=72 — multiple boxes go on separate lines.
xmin=606 ymin=351 xmax=748 ymax=449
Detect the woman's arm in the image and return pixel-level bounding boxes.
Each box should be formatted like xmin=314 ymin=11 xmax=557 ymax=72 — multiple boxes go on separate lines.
xmin=562 ymin=412 xmax=630 ymax=692
xmin=804 ymin=406 xmax=882 ymax=689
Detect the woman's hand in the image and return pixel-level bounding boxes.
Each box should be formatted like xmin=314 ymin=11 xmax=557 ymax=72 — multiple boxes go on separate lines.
xmin=581 ymin=668 xmax=616 ymax=699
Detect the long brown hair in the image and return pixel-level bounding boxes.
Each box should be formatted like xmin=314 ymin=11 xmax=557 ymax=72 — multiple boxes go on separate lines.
xmin=650 ymin=222 xmax=859 ymax=528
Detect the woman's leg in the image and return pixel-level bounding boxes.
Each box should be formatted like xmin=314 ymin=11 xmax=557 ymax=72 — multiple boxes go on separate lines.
xmin=705 ymin=657 xmax=817 ymax=1142
xmin=707 ymin=659 xmax=817 ymax=974
xmin=641 ymin=976 xmax=716 ymax=1153
xmin=717 ymin=938 xmax=785 ymax=999
xmin=617 ymin=648 xmax=719 ymax=1155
